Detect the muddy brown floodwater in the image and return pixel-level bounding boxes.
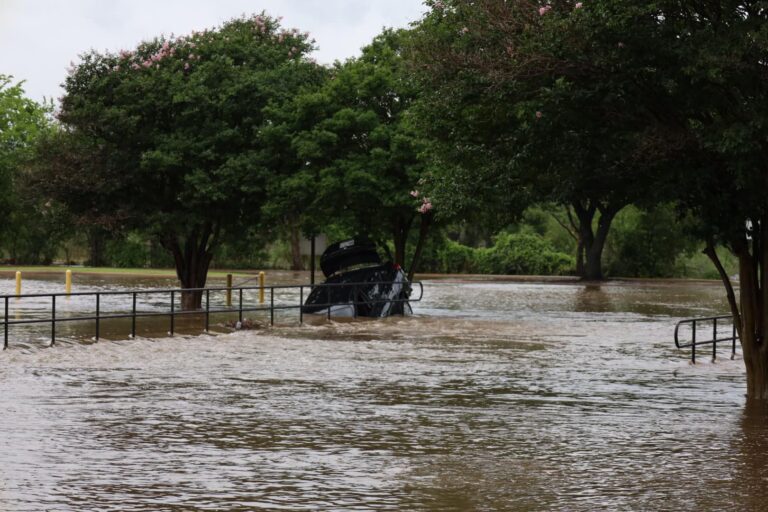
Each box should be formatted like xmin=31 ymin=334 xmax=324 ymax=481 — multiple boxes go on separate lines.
xmin=0 ymin=275 xmax=766 ymax=511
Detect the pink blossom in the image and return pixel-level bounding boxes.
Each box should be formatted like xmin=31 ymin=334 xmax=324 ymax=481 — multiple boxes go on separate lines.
xmin=536 ymin=111 xmax=543 ymax=119
xmin=132 ymin=63 xmax=141 ymax=70
xmin=539 ymin=5 xmax=552 ymax=15
xmin=434 ymin=1 xmax=445 ymax=9
xmin=461 ymin=27 xmax=469 ymax=34
xmin=291 ymin=46 xmax=297 ymax=53
xmin=617 ymin=41 xmax=625 ymax=48
xmin=184 ymin=62 xmax=190 ymax=70
xmin=575 ymin=2 xmax=583 ymax=8
xmin=410 ymin=190 xmax=419 ymax=198
xmin=418 ymin=200 xmax=433 ymax=214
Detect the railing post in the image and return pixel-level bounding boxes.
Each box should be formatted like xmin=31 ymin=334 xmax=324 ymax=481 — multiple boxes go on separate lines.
xmin=131 ymin=292 xmax=136 ymax=339
xmin=353 ymin=284 xmax=357 ymax=319
xmin=270 ymin=287 xmax=274 ymax=326
xmin=226 ymin=274 xmax=233 ymax=307
xmin=205 ymin=289 xmax=210 ymax=332
xmin=51 ymin=295 xmax=56 ymax=346
xmin=238 ymin=289 xmax=243 ymax=323
xmin=691 ymin=320 xmax=696 ymax=364
xmin=712 ymin=317 xmax=717 ymax=362
xmin=327 ymin=285 xmax=331 ymax=321
xmin=732 ymin=322 xmax=737 ymax=360
xmin=170 ymin=291 xmax=175 ymax=335
xmin=299 ymin=286 xmax=303 ymax=325
xmin=95 ymin=293 xmax=100 ymax=341
xmin=3 ymin=296 xmax=8 ymax=350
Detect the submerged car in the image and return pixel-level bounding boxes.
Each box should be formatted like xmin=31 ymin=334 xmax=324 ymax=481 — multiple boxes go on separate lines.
xmin=301 ymin=237 xmax=412 ymax=318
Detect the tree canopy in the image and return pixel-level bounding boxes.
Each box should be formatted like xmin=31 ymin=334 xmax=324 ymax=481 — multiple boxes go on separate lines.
xmin=285 ymin=29 xmax=436 ymax=276
xmin=409 ymin=0 xmax=684 ymax=279
xmin=44 ymin=14 xmax=318 ymax=307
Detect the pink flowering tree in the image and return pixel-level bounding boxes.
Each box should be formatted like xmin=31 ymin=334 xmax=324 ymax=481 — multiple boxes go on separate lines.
xmin=49 ymin=13 xmax=318 ymax=308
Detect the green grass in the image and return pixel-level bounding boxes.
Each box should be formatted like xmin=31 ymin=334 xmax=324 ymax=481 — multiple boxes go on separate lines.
xmin=0 ymin=265 xmax=258 ymax=279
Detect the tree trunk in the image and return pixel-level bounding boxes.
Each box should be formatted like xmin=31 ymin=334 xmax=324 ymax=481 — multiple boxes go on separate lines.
xmin=86 ymin=228 xmax=107 ymax=267
xmin=707 ymin=220 xmax=768 ymax=401
xmin=576 ymin=240 xmax=585 ymax=276
xmin=408 ymin=213 xmax=433 ymax=281
xmin=392 ymin=215 xmax=414 ymax=268
xmin=289 ymin=223 xmax=304 ymax=271
xmin=161 ymin=223 xmax=218 ymax=310
xmin=573 ymin=201 xmax=618 ymax=281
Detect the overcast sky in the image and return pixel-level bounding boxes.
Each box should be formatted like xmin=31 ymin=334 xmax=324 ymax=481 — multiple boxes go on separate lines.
xmin=0 ymin=0 xmax=428 ymax=102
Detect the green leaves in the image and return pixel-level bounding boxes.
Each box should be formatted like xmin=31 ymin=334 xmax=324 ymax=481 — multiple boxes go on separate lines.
xmin=54 ymin=14 xmax=319 ymax=244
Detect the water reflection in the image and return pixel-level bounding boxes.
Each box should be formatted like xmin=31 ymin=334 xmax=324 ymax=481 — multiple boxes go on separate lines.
xmin=0 ymin=276 xmax=759 ymax=510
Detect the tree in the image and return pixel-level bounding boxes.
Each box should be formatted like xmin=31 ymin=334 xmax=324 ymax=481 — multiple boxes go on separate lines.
xmin=259 ymin=64 xmax=330 ymax=270
xmin=293 ymin=29 xmax=436 ymax=279
xmin=0 ymin=76 xmax=53 ymax=258
xmin=409 ymin=0 xmax=681 ymax=280
xmin=661 ymin=0 xmax=768 ymax=400
xmin=49 ymin=14 xmax=316 ymax=308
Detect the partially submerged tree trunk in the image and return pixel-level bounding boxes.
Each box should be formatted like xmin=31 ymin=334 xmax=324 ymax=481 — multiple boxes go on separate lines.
xmin=705 ymin=222 xmax=768 ymax=401
xmin=408 ymin=212 xmax=433 ymax=281
xmin=161 ymin=223 xmax=219 ymax=310
xmin=572 ymin=200 xmax=620 ymax=281
xmin=392 ymin=215 xmax=414 ymax=268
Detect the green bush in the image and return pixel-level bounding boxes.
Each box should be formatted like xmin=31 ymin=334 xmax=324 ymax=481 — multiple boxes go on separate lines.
xmin=436 ymin=238 xmax=477 ymax=273
xmin=433 ymin=232 xmax=573 ymax=275
xmin=475 ymin=232 xmax=574 ymax=275
xmin=105 ymin=233 xmax=149 ymax=268
xmin=604 ymin=204 xmax=699 ymax=278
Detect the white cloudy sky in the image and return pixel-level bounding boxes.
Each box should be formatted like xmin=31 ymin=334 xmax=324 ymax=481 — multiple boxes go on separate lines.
xmin=0 ymin=0 xmax=428 ymax=102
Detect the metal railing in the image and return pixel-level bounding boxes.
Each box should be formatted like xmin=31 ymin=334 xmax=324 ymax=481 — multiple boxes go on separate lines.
xmin=1 ymin=280 xmax=423 ymax=349
xmin=674 ymin=315 xmax=738 ymax=363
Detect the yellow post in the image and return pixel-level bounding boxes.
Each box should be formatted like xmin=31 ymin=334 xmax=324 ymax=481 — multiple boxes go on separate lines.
xmin=15 ymin=271 xmax=21 ymax=296
xmin=65 ymin=269 xmax=72 ymax=295
xmin=259 ymin=271 xmax=265 ymax=304
xmin=226 ymin=273 xmax=233 ymax=306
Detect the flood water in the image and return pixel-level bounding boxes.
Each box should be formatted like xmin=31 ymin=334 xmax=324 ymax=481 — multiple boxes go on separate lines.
xmin=0 ymin=274 xmax=765 ymax=510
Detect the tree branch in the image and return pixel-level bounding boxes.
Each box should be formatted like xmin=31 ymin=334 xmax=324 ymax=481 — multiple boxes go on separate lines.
xmin=704 ymin=239 xmax=742 ymax=340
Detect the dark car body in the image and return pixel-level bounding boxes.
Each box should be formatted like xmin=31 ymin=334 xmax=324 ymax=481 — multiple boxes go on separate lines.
xmin=301 ymin=237 xmax=412 ymax=318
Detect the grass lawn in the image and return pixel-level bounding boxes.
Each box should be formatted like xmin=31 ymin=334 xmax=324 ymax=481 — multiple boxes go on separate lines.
xmin=0 ymin=266 xmax=259 ymax=279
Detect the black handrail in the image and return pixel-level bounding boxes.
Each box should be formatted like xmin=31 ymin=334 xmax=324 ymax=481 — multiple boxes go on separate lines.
xmin=1 ymin=280 xmax=424 ymax=349
xmin=674 ymin=314 xmax=737 ymax=363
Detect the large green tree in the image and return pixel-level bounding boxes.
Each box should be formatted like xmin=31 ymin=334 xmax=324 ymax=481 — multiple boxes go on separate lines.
xmin=294 ymin=29 xmax=436 ymax=279
xmin=49 ymin=14 xmax=316 ymax=308
xmin=410 ymin=0 xmax=681 ymax=280
xmin=663 ymin=0 xmax=768 ymax=400
xmin=0 ymin=76 xmax=59 ymax=262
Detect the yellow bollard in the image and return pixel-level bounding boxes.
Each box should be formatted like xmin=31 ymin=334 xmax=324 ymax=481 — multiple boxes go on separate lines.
xmin=15 ymin=271 xmax=21 ymax=297
xmin=65 ymin=269 xmax=72 ymax=295
xmin=226 ymin=273 xmax=233 ymax=307
xmin=259 ymin=271 xmax=265 ymax=304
